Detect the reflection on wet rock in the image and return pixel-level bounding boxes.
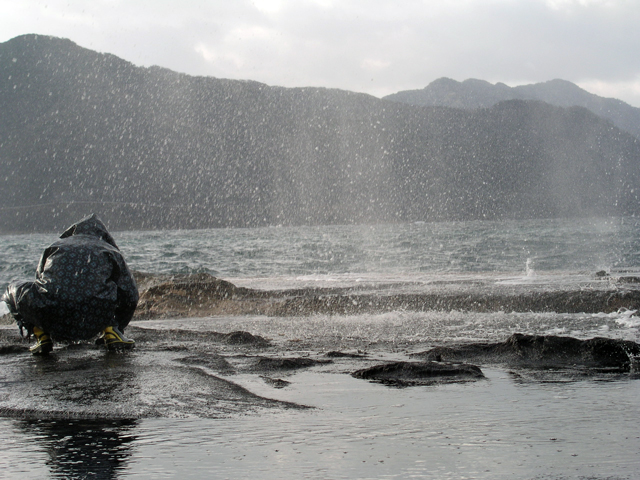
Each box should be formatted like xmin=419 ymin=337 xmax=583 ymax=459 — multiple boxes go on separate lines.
xmin=16 ymin=418 xmax=137 ymax=480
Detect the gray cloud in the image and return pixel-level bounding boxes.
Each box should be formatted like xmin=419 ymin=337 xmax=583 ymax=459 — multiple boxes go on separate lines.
xmin=1 ymin=0 xmax=639 ymax=106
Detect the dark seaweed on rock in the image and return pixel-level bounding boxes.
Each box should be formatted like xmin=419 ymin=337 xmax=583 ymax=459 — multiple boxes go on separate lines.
xmin=325 ymin=351 xmax=367 ymax=358
xmin=0 ymin=344 xmax=27 ymax=355
xmin=260 ymin=376 xmax=292 ymax=388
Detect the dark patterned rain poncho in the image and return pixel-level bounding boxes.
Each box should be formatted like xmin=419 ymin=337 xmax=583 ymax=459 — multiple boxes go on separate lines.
xmin=2 ymin=214 xmax=138 ymax=340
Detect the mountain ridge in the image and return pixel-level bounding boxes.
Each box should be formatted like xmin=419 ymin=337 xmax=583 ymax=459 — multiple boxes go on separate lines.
xmin=384 ymin=77 xmax=640 ymax=140
xmin=1 ymin=35 xmax=639 ymax=233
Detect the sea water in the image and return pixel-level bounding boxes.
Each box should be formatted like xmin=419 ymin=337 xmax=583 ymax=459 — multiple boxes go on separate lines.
xmin=2 ymin=217 xmax=640 ymax=287
xmin=1 ymin=217 xmax=640 ymax=479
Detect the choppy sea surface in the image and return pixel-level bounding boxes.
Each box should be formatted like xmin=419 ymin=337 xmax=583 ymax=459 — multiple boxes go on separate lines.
xmin=3 ymin=216 xmax=640 ymax=290
xmin=2 ymin=217 xmax=640 ymax=479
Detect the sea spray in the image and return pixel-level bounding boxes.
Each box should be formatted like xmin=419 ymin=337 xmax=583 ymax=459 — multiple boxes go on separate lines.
xmin=525 ymin=257 xmax=535 ymax=277
xmin=629 ymin=354 xmax=640 ymax=375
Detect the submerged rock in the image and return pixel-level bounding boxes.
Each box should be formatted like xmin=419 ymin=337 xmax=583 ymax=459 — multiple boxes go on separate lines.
xmin=325 ymin=351 xmax=367 ymax=358
xmin=251 ymin=356 xmax=333 ymax=373
xmin=412 ymin=333 xmax=640 ymax=371
xmin=260 ymin=376 xmax=292 ymax=388
xmin=352 ymin=361 xmax=484 ymax=386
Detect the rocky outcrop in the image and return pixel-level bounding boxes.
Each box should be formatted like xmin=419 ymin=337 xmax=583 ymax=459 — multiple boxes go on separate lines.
xmin=133 ymin=272 xmax=259 ymax=318
xmin=259 ymin=288 xmax=640 ymax=316
xmin=131 ymin=272 xmax=640 ymax=318
xmin=3 ymin=271 xmax=639 ymax=327
xmin=352 ymin=361 xmax=484 ymax=386
xmin=412 ymin=333 xmax=640 ymax=371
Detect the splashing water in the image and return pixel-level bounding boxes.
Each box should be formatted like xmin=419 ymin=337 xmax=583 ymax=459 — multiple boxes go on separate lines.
xmin=525 ymin=257 xmax=536 ymax=277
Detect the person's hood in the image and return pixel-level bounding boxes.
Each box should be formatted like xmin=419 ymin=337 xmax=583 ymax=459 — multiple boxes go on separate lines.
xmin=59 ymin=214 xmax=118 ymax=249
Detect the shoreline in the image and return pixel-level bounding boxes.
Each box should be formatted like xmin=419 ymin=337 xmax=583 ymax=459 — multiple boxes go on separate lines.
xmin=0 ymin=271 xmax=638 ymax=421
xmin=132 ymin=271 xmax=640 ymax=319
xmin=3 ymin=269 xmax=640 ymax=325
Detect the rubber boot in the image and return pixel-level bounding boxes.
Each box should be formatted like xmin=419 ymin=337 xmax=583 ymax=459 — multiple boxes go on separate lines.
xmin=102 ymin=326 xmax=135 ymax=351
xmin=30 ymin=326 xmax=53 ymax=355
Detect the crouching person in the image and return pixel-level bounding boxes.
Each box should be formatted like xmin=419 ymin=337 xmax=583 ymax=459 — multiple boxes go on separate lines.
xmin=2 ymin=214 xmax=139 ymax=354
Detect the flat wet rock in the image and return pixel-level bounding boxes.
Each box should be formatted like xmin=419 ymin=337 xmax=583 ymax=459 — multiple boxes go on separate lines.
xmin=352 ymin=361 xmax=484 ymax=386
xmin=0 ymin=347 xmax=305 ymax=420
xmin=1 ymin=313 xmax=639 ymax=421
xmin=0 ymin=325 xmax=306 ymax=420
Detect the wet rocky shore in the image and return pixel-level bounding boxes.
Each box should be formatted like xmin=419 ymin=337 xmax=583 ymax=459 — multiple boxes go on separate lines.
xmin=1 ymin=272 xmax=640 ymax=420
xmin=132 ymin=271 xmax=640 ymax=318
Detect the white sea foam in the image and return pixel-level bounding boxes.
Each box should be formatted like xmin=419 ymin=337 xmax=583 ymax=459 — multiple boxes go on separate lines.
xmin=614 ymin=308 xmax=640 ymax=328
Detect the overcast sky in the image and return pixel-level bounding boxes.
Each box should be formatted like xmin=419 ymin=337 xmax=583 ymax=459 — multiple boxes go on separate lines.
xmin=2 ymin=0 xmax=639 ymax=107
